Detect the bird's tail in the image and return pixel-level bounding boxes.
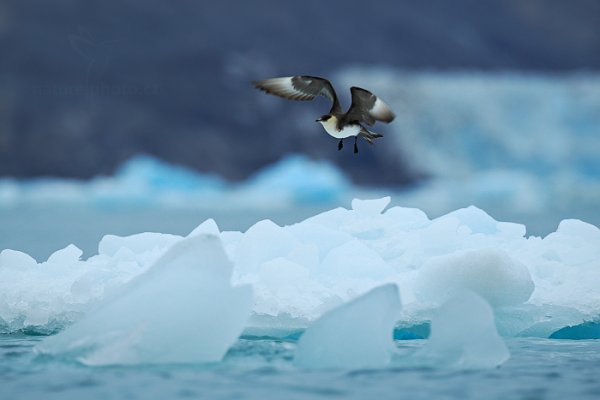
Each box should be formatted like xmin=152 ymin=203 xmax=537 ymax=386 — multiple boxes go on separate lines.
xmin=359 ymin=128 xmax=384 ymax=144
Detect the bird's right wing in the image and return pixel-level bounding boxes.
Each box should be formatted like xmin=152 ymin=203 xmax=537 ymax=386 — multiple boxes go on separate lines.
xmin=253 ymin=76 xmax=341 ymax=114
xmin=346 ymin=87 xmax=395 ymax=126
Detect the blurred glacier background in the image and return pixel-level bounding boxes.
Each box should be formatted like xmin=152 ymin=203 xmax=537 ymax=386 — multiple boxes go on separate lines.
xmin=1 ymin=0 xmax=599 ymax=258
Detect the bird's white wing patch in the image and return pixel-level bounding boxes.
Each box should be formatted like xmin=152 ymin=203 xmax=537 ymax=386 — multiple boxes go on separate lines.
xmin=254 ymin=77 xmax=314 ymax=100
xmin=267 ymin=77 xmax=297 ymax=95
xmin=370 ymin=97 xmax=394 ymax=121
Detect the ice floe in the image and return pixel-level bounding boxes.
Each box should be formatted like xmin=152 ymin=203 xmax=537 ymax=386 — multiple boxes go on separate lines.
xmin=1 ymin=197 xmax=599 ymax=344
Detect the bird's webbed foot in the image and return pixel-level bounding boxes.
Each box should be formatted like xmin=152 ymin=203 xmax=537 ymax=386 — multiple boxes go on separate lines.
xmin=338 ymin=139 xmax=343 ymax=151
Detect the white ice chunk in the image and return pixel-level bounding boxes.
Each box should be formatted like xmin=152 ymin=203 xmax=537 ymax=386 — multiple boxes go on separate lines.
xmin=259 ymin=258 xmax=310 ymax=289
xmin=98 ymin=232 xmax=182 ymax=257
xmin=351 ymin=196 xmax=391 ymax=215
xmin=188 ymin=218 xmax=220 ymax=237
xmin=523 ymin=218 xmax=600 ymax=315
xmin=234 ymin=219 xmax=298 ymax=276
xmin=382 ymin=206 xmax=430 ymax=231
xmin=0 ymin=249 xmax=38 ymax=270
xmin=497 ymin=221 xmax=526 ymax=238
xmin=294 ymin=283 xmax=401 ymax=370
xmin=252 ymin=258 xmax=317 ymax=317
xmin=46 ymin=244 xmax=82 ymax=265
xmin=541 ymin=219 xmax=600 ymax=265
xmin=287 ymin=222 xmax=353 ymax=260
xmin=555 ymin=219 xmax=600 ymax=241
xmin=416 ymin=248 xmax=533 ymax=307
xmin=302 ymin=207 xmax=353 ymax=229
xmin=37 ymin=234 xmax=252 ymax=365
xmin=435 ymin=206 xmax=500 ymax=235
xmin=320 ymin=239 xmax=395 ymax=279
xmin=416 ymin=292 xmax=509 ymax=369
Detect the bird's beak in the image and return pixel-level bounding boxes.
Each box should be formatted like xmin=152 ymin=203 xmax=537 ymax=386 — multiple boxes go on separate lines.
xmin=315 ymin=118 xmax=321 ymax=122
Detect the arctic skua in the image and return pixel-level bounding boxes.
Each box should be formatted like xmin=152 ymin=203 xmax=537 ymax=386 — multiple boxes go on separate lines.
xmin=254 ymin=76 xmax=395 ymax=154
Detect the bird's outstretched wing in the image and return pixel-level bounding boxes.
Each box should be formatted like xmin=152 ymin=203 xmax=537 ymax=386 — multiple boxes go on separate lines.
xmin=253 ymin=76 xmax=341 ymax=114
xmin=346 ymin=87 xmax=395 ymax=126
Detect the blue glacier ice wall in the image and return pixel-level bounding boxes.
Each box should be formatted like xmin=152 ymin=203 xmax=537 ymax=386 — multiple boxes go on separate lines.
xmin=0 ymin=154 xmax=353 ymax=208
xmin=338 ymin=70 xmax=600 ymax=180
xmin=332 ymin=70 xmax=600 ymax=229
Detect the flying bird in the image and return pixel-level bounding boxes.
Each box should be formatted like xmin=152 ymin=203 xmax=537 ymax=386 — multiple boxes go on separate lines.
xmin=253 ymin=76 xmax=395 ymax=154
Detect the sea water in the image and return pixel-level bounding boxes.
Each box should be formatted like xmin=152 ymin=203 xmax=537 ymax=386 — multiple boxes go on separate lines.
xmin=1 ymin=335 xmax=599 ymax=400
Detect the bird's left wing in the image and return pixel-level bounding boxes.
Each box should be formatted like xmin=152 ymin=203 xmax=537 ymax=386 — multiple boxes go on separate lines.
xmin=346 ymin=87 xmax=395 ymax=125
xmin=253 ymin=76 xmax=341 ymax=113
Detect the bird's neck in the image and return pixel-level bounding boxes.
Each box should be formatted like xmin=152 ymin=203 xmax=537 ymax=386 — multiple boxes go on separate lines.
xmin=321 ymin=115 xmax=339 ymax=132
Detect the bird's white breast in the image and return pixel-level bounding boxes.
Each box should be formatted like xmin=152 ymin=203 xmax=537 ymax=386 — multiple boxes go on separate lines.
xmin=319 ymin=117 xmax=361 ymax=139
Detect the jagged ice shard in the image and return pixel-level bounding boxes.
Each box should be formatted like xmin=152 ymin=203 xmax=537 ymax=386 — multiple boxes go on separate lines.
xmin=36 ymin=234 xmax=253 ymax=366
xmin=294 ymin=284 xmax=401 ymax=370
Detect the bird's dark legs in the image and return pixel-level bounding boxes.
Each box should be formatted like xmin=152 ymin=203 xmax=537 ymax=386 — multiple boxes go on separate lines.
xmin=336 ymin=138 xmax=359 ymax=153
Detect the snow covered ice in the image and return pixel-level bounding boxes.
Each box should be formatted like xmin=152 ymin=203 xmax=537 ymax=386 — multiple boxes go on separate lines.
xmin=2 ymin=195 xmax=600 ymax=354
xmin=415 ymin=292 xmax=510 ymax=369
xmin=36 ymin=233 xmax=252 ymax=365
xmin=294 ymin=283 xmax=401 ymax=370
